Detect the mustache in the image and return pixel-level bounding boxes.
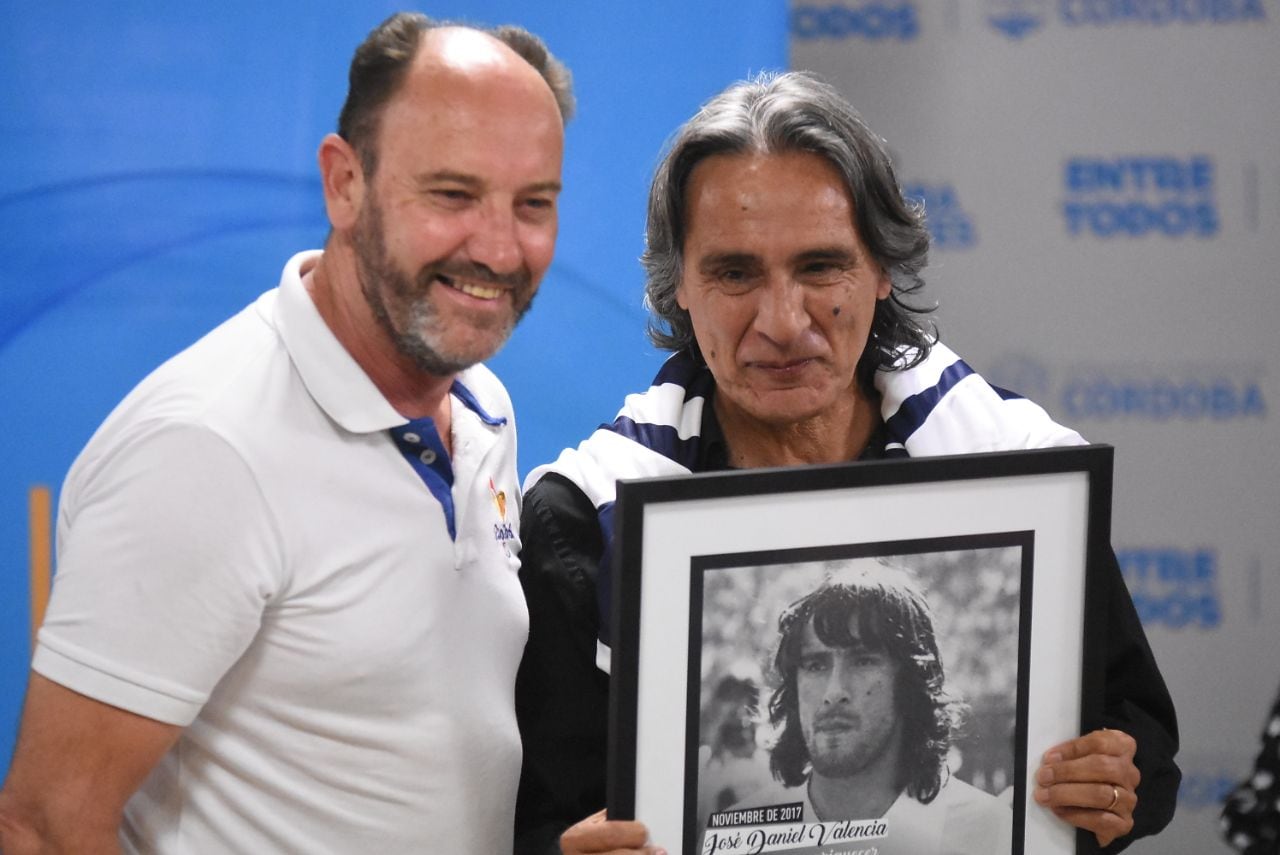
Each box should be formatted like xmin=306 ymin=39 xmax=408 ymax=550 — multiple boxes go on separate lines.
xmin=418 ymin=260 xmax=531 ymax=292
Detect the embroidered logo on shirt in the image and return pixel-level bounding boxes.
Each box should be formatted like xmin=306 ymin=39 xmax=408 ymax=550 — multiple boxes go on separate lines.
xmin=489 ymin=477 xmax=516 ymax=555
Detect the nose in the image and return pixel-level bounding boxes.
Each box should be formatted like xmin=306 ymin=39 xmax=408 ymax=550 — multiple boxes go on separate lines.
xmin=752 ymin=276 xmax=809 ymax=345
xmin=464 ymin=201 xmax=523 ymax=275
xmin=822 ymin=661 xmax=854 ymax=706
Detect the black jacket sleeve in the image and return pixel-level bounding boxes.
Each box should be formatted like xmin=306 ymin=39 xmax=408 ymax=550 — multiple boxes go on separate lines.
xmin=514 ymin=474 xmax=612 ymax=855
xmin=1094 ymin=548 xmax=1181 ymax=853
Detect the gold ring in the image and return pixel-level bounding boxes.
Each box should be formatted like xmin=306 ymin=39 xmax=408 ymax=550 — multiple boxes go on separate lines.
xmin=1106 ymin=785 xmax=1120 ymax=812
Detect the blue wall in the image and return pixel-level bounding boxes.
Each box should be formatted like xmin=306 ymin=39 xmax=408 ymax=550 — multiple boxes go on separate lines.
xmin=0 ymin=2 xmax=786 ymax=775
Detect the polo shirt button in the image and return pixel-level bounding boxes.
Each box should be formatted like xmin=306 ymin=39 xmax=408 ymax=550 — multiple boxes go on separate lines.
xmin=403 ymin=432 xmax=421 ymax=445
xmin=419 ymin=449 xmax=437 ymax=465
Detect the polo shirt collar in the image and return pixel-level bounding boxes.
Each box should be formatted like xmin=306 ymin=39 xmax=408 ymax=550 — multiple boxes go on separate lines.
xmin=275 ymin=250 xmax=406 ymax=434
xmin=273 ymin=251 xmax=510 ymax=435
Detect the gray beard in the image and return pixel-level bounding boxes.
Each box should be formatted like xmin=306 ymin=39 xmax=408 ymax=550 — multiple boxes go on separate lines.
xmin=350 ymin=195 xmax=533 ymax=377
xmin=362 ymin=273 xmax=471 ymax=377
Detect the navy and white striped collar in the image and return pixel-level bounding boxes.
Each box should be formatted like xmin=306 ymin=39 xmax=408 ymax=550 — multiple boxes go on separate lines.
xmin=526 ymin=342 xmax=1085 ymax=506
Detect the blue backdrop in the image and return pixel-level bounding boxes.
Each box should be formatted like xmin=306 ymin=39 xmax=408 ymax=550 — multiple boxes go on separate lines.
xmin=0 ymin=1 xmax=787 ymax=774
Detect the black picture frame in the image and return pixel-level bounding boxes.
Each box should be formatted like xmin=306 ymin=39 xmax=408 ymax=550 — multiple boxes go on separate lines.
xmin=608 ymin=445 xmax=1113 ymax=855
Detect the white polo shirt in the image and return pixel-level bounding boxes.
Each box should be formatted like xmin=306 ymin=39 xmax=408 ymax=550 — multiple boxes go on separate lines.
xmin=34 ymin=250 xmax=528 ymax=853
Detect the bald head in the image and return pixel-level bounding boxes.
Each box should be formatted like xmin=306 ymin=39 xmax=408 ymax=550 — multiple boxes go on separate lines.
xmin=422 ymin=26 xmax=530 ymax=76
xmin=337 ymin=12 xmax=573 ymax=177
xmin=399 ymin=27 xmax=563 ymax=146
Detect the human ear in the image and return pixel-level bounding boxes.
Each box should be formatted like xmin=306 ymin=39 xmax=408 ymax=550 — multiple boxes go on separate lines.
xmin=874 ymin=270 xmax=892 ymax=301
xmin=317 ymin=133 xmax=365 ymax=232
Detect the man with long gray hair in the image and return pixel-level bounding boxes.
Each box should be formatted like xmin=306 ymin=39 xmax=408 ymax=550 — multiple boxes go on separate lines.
xmin=514 ymin=70 xmax=1178 ymax=854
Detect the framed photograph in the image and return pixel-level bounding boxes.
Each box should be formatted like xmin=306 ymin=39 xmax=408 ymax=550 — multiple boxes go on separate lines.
xmin=608 ymin=445 xmax=1113 ymax=855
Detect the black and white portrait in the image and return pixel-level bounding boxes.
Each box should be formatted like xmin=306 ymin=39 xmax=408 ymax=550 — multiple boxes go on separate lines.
xmin=692 ymin=540 xmax=1025 ymax=854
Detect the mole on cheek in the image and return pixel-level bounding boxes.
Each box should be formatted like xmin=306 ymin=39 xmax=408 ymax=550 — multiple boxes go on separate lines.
xmin=832 ymin=306 xmax=842 ymax=317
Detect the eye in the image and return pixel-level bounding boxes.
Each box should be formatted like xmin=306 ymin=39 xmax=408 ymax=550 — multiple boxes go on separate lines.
xmin=800 ymin=655 xmax=829 ymax=673
xmin=795 ymin=251 xmax=858 ymax=284
xmin=431 ymin=188 xmax=476 ymax=208
xmin=798 ymin=259 xmax=850 ymax=282
xmin=854 ymin=651 xmax=887 ymax=668
xmin=518 ymin=196 xmax=557 ymax=221
xmin=714 ymin=267 xmax=759 ymax=293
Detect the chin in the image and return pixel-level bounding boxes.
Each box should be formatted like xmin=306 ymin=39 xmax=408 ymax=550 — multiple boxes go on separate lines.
xmin=743 ymin=397 xmax=831 ymax=427
xmin=423 ymin=323 xmax=513 ymax=365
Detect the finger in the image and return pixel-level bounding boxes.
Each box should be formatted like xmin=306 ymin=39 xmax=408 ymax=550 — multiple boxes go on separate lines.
xmin=1037 ymin=752 xmax=1141 ymax=791
xmin=560 ymin=811 xmax=653 ymax=854
xmin=1043 ymin=728 xmax=1136 ymax=763
xmin=1035 ymin=781 xmax=1133 ymax=815
xmin=560 ymin=821 xmax=649 ymax=846
xmin=1036 ymin=780 xmax=1136 ymax=850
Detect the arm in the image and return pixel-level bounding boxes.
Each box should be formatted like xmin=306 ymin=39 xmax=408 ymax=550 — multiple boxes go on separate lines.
xmin=1035 ymin=548 xmax=1181 ymax=851
xmin=1 ymin=423 xmax=279 ymax=852
xmin=0 ymin=673 xmax=181 ymax=854
xmin=514 ymin=474 xmax=614 ymax=855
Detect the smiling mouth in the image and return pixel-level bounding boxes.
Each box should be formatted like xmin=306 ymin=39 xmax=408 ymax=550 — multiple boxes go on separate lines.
xmin=436 ymin=273 xmax=505 ymax=301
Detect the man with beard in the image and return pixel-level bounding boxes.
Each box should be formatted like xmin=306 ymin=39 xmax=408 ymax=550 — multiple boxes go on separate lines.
xmin=724 ymin=567 xmax=1012 ymax=855
xmin=0 ymin=12 xmax=570 ymax=854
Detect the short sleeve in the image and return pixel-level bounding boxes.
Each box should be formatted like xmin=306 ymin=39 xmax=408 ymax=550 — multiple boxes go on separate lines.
xmin=34 ymin=420 xmax=283 ymax=726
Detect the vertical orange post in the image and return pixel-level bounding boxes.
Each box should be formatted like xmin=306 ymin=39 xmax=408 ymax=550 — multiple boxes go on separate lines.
xmin=28 ymin=485 xmax=53 ymax=650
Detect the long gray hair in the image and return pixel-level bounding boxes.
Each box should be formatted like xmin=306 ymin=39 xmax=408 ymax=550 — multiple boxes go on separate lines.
xmin=641 ymin=71 xmax=934 ymax=386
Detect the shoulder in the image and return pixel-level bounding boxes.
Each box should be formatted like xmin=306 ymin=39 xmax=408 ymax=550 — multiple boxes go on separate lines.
xmin=877 ymin=342 xmax=1085 ymax=454
xmin=132 ymin=297 xmax=283 ymax=417
xmin=63 ymin=298 xmax=293 ymax=494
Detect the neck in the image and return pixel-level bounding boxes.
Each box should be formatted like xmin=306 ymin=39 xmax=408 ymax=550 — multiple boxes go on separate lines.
xmin=716 ymin=385 xmax=882 ymax=469
xmin=306 ymin=243 xmax=454 ymax=424
xmin=806 ymin=733 xmax=904 ymax=822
